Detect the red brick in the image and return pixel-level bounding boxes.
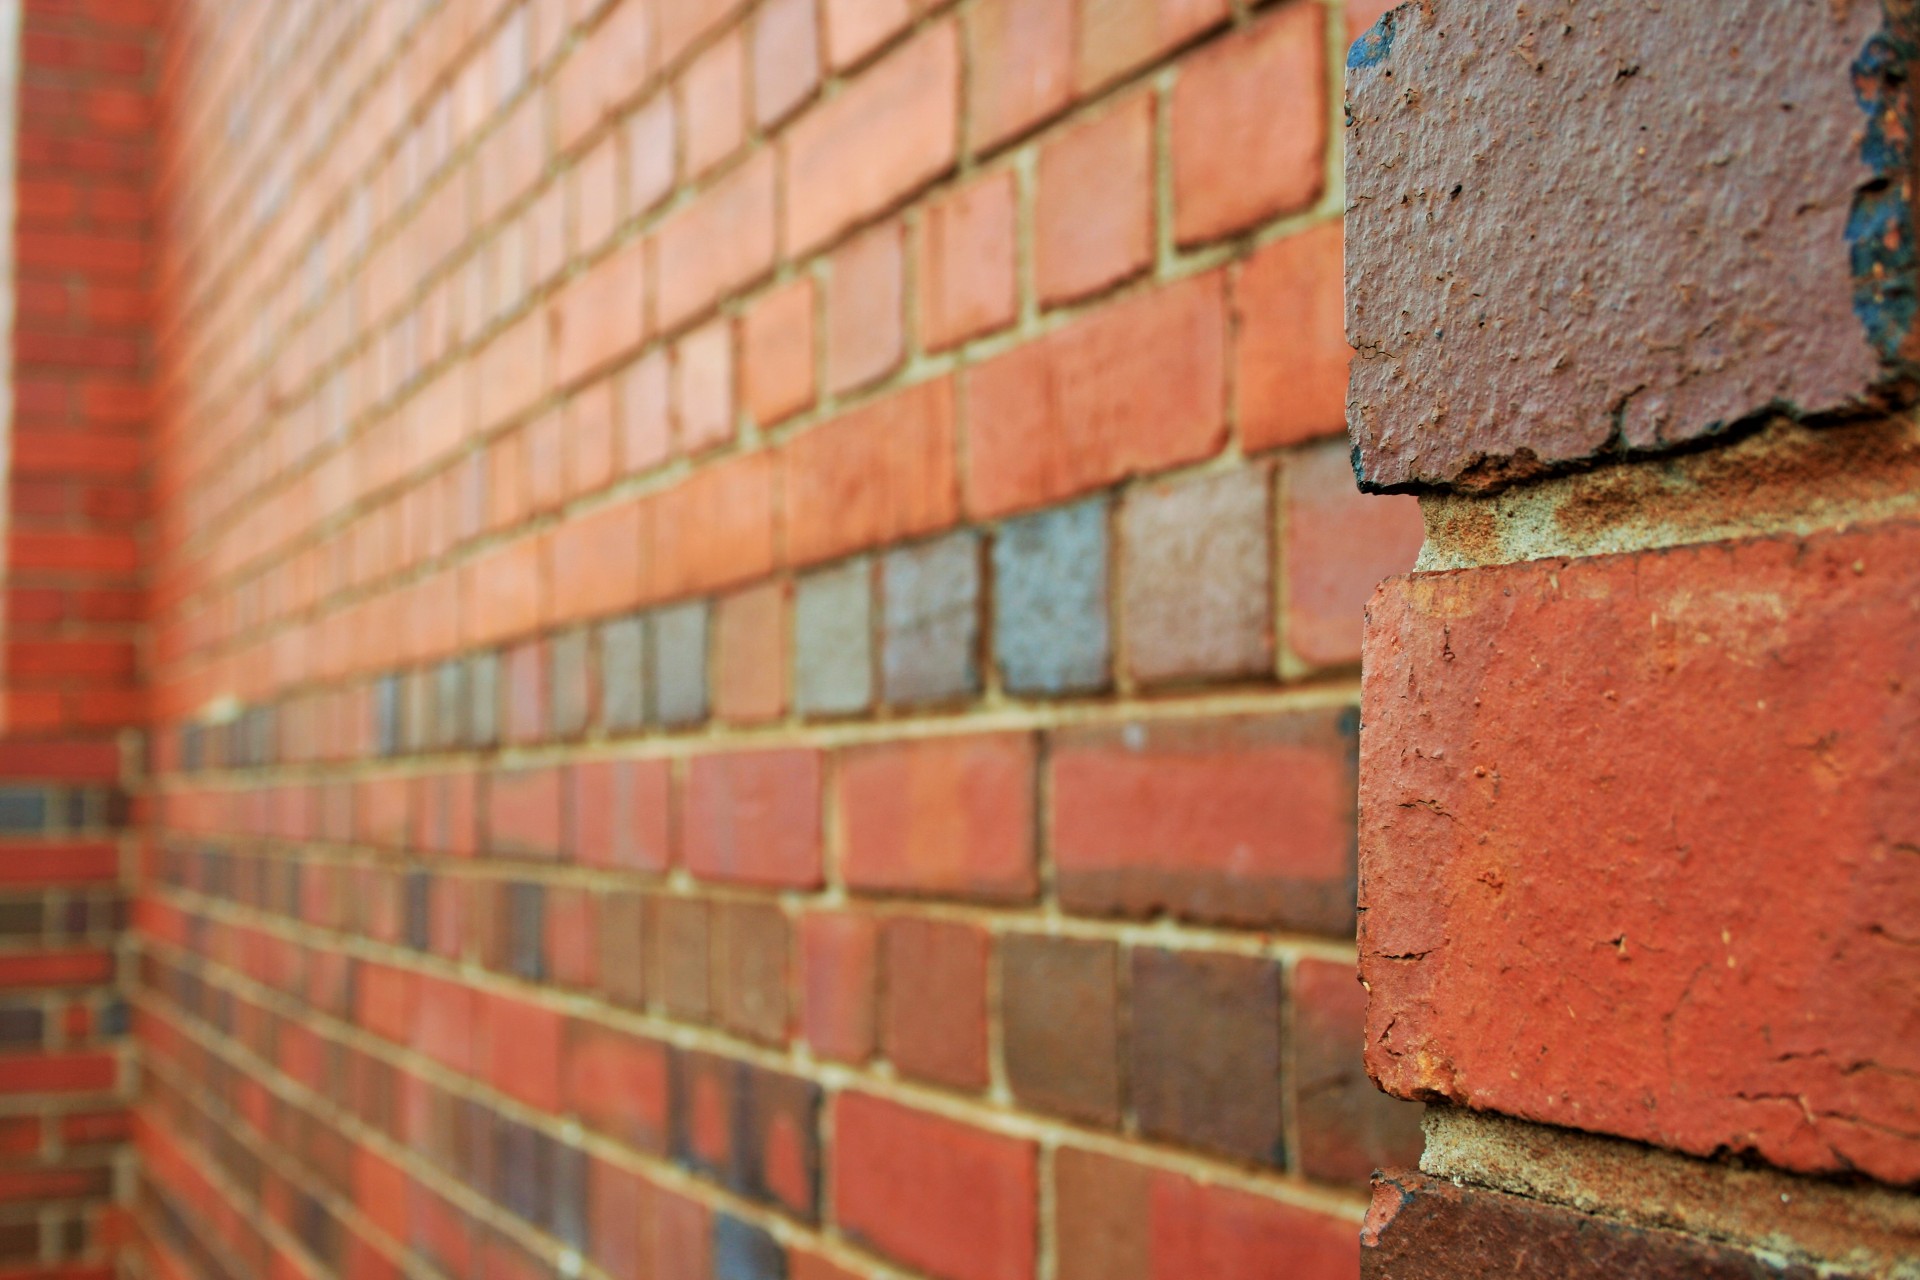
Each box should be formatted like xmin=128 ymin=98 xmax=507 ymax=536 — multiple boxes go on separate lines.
xmin=742 ymin=276 xmax=816 ymax=425
xmin=838 ymin=732 xmax=1036 ymax=901
xmin=881 ymin=916 xmax=990 ymax=1090
xmin=564 ymin=1020 xmax=669 ymax=1153
xmin=0 ymin=951 xmax=112 ymax=988
xmin=0 ymin=843 xmax=116 ymax=886
xmin=621 ymin=350 xmax=674 ymax=473
xmin=1293 ymin=957 xmax=1424 ymax=1185
xmin=1282 ymin=440 xmax=1424 ymax=668
xmin=1171 ymin=3 xmax=1327 ymax=244
xmin=799 ymin=911 xmax=877 ymax=1062
xmin=1361 ymin=522 xmax=1920 ymax=1184
xmin=1236 ymin=221 xmax=1349 ymax=450
xmin=783 ymin=377 xmax=959 ymax=564
xmin=0 ymin=1052 xmax=116 ymax=1094
xmin=965 ymin=0 xmax=1074 ymax=152
xmin=1077 ymin=0 xmax=1229 ymax=90
xmin=966 ymin=273 xmax=1226 ymax=517
xmin=919 ymin=170 xmax=1017 ymax=350
xmin=655 ymin=149 xmax=777 ymax=328
xmin=783 ymin=23 xmax=959 ymax=253
xmin=1052 ymin=712 xmax=1357 ymax=933
xmin=833 ymin=1093 xmax=1036 ymax=1280
xmin=627 ymin=93 xmax=677 ymax=216
xmin=827 ymin=222 xmax=905 ymax=393
xmin=480 ymin=994 xmax=564 ymax=1111
xmin=550 ymin=241 xmax=647 ymax=388
xmin=713 ymin=581 xmax=788 ymax=724
xmin=714 ymin=900 xmax=792 ymax=1044
xmin=1036 ymin=92 xmax=1154 ymax=306
xmin=682 ymin=749 xmax=824 ymax=887
xmin=571 ymin=759 xmax=672 ymax=872
xmin=681 ymin=30 xmax=746 ymax=177
xmin=487 ymin=766 xmax=564 ymax=861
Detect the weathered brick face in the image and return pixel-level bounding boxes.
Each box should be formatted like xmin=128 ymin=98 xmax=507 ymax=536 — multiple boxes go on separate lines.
xmin=76 ymin=0 xmax=1433 ymax=1275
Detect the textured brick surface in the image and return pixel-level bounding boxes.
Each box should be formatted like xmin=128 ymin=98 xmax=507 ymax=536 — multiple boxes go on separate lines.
xmin=993 ymin=498 xmax=1110 ymax=695
xmin=881 ymin=531 xmax=981 ymax=706
xmin=1120 ymin=466 xmax=1272 ymax=683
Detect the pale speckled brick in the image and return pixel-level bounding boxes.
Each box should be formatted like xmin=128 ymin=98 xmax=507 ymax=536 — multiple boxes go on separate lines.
xmin=882 ymin=531 xmax=982 ymax=706
xmin=794 ymin=557 xmax=872 ymax=715
xmin=650 ymin=602 xmax=710 ymax=727
xmin=600 ymin=614 xmax=649 ymax=733
xmin=1120 ymin=467 xmax=1272 ymax=683
xmin=994 ymin=499 xmax=1110 ymax=696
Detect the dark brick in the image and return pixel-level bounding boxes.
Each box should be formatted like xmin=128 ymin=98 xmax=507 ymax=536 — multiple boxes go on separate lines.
xmin=1294 ymin=957 xmax=1423 ymax=1186
xmin=715 ymin=901 xmax=790 ymax=1045
xmin=551 ymin=1141 xmax=588 ymax=1251
xmin=550 ymin=628 xmax=592 ymax=738
xmin=1001 ymin=934 xmax=1121 ymax=1127
xmin=494 ymin=1117 xmax=552 ymax=1226
xmin=0 ymin=788 xmax=50 ymax=833
xmin=0 ymin=1006 xmax=43 ymax=1047
xmin=740 ymin=1068 xmax=821 ymax=1220
xmin=600 ymin=614 xmax=649 ymax=732
xmin=1130 ymin=947 xmax=1283 ymax=1166
xmin=793 ymin=557 xmax=873 ymax=715
xmin=669 ymin=1050 xmax=738 ymax=1182
xmin=881 ymin=530 xmax=981 ymax=706
xmin=651 ymin=602 xmax=710 ymax=727
xmin=506 ymin=882 xmax=545 ymax=980
xmin=881 ymin=916 xmax=989 ymax=1090
xmin=1119 ymin=466 xmax=1271 ymax=683
xmin=404 ymin=872 xmax=432 ymax=951
xmin=650 ymin=896 xmax=711 ymax=1022
xmin=598 ymin=890 xmax=647 ymax=1007
xmin=0 ymin=901 xmax=43 ymax=936
xmin=713 ymin=1212 xmax=786 ymax=1280
xmin=1361 ymin=1172 xmax=1837 ymax=1280
xmin=993 ymin=498 xmax=1110 ymax=695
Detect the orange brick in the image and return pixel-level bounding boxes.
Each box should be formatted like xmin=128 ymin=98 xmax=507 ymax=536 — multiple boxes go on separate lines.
xmin=656 ymin=149 xmax=776 ymax=328
xmin=682 ymin=748 xmax=824 ymax=887
xmin=643 ymin=449 xmax=777 ymax=599
xmin=681 ymin=28 xmax=746 ymax=177
xmin=783 ymin=22 xmax=959 ymax=253
xmin=743 ymin=276 xmax=817 ymax=425
xmin=714 ymin=581 xmax=789 ymax=724
xmin=480 ymin=993 xmax=564 ymax=1111
xmin=620 ymin=350 xmax=673 ymax=473
xmin=965 ymin=272 xmax=1226 ymax=517
xmin=753 ymin=0 xmax=820 ymax=127
xmin=572 ymin=132 xmax=623 ymax=255
xmin=1078 ymin=0 xmax=1229 ymax=91
xmin=550 ymin=240 xmax=648 ymax=388
xmin=1171 ymin=3 xmax=1327 ymax=245
xmin=674 ymin=318 xmax=735 ymax=455
xmin=782 ymin=377 xmax=959 ymax=565
xmin=822 ymin=0 xmax=911 ymax=69
xmin=462 ymin=534 xmax=547 ymax=645
xmin=548 ymin=497 xmax=645 ymax=621
xmin=1036 ymin=91 xmax=1154 ymax=306
xmin=838 ymin=733 xmax=1037 ymax=901
xmin=919 ymin=170 xmax=1017 ymax=350
xmin=627 ymin=93 xmax=677 ymax=216
xmin=1236 ymin=221 xmax=1348 ymax=450
xmin=556 ymin=0 xmax=653 ymax=150
xmin=827 ymin=222 xmax=905 ymax=393
xmin=965 ymin=0 xmax=1074 ymax=152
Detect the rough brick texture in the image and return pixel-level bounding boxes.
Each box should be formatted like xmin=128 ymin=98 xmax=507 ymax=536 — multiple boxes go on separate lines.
xmin=79 ymin=1 xmax=1438 ymax=1276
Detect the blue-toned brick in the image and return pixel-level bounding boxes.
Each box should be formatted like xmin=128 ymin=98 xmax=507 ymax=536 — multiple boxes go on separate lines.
xmin=374 ymin=675 xmax=403 ymax=757
xmin=794 ymin=557 xmax=873 ymax=716
xmin=651 ymin=602 xmax=710 ymax=727
xmin=600 ymin=614 xmax=649 ymax=732
xmin=0 ymin=788 xmax=49 ymax=833
xmin=713 ymin=1212 xmax=786 ymax=1280
xmin=550 ymin=629 xmax=591 ymax=738
xmin=882 ymin=531 xmax=982 ymax=706
xmin=993 ymin=498 xmax=1111 ymax=695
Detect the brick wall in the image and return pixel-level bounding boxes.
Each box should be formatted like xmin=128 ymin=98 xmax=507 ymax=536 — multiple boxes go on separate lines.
xmin=0 ymin=0 xmax=159 ymax=1274
xmin=130 ymin=0 xmax=1425 ymax=1277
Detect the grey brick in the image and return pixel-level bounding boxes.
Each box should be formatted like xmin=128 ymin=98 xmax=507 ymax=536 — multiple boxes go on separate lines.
xmin=713 ymin=1213 xmax=784 ymax=1280
xmin=402 ymin=669 xmax=433 ymax=755
xmin=374 ymin=675 xmax=403 ymax=757
xmin=0 ymin=788 xmax=49 ymax=834
xmin=550 ymin=629 xmax=591 ymax=739
xmin=994 ymin=499 xmax=1110 ymax=695
xmin=600 ymin=614 xmax=649 ymax=733
xmin=882 ymin=531 xmax=981 ymax=706
xmin=650 ymin=602 xmax=709 ymax=727
xmin=506 ymin=882 xmax=545 ymax=981
xmin=794 ymin=558 xmax=873 ymax=716
xmin=1120 ymin=467 xmax=1272 ymax=684
xmin=433 ymin=660 xmax=467 ymax=749
xmin=468 ymin=651 xmax=501 ymax=747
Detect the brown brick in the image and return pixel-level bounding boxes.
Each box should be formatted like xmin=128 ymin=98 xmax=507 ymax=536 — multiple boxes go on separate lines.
xmin=1293 ymin=958 xmax=1423 ymax=1186
xmin=1119 ymin=465 xmax=1272 ymax=684
xmin=597 ymin=890 xmax=648 ymax=1009
xmin=715 ymin=900 xmax=791 ymax=1045
xmin=1001 ymin=934 xmax=1121 ymax=1126
xmin=1131 ymin=947 xmax=1283 ymax=1166
xmin=881 ymin=916 xmax=989 ymax=1091
xmin=648 ymin=896 xmax=711 ymax=1023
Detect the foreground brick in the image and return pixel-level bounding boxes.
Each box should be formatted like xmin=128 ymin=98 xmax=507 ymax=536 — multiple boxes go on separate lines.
xmin=833 ymin=1093 xmax=1036 ymax=1280
xmin=1361 ymin=522 xmax=1920 ymax=1184
xmin=1052 ymin=711 xmax=1358 ymax=932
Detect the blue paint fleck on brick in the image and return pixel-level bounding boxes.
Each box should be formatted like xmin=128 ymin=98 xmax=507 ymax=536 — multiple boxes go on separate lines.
xmin=713 ymin=1212 xmax=786 ymax=1280
xmin=1850 ymin=23 xmax=1919 ymax=362
xmin=882 ymin=531 xmax=981 ymax=706
xmin=994 ymin=498 xmax=1111 ymax=696
xmin=1347 ymin=8 xmax=1397 ymax=71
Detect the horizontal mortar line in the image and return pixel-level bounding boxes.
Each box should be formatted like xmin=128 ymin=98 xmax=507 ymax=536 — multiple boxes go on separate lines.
xmin=163 ymin=677 xmax=1365 ymax=778
xmin=138 ymin=992 xmax=935 ymax=1280
xmin=137 ymin=923 xmax=1369 ymax=1223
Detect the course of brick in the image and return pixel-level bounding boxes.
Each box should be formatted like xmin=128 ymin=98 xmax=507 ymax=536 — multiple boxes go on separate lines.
xmin=123 ymin=0 xmax=1426 ymax=1277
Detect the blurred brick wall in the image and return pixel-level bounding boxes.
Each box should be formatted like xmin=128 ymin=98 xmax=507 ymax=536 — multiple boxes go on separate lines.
xmin=0 ymin=0 xmax=159 ymax=1273
xmin=123 ymin=0 xmax=1430 ymax=1276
